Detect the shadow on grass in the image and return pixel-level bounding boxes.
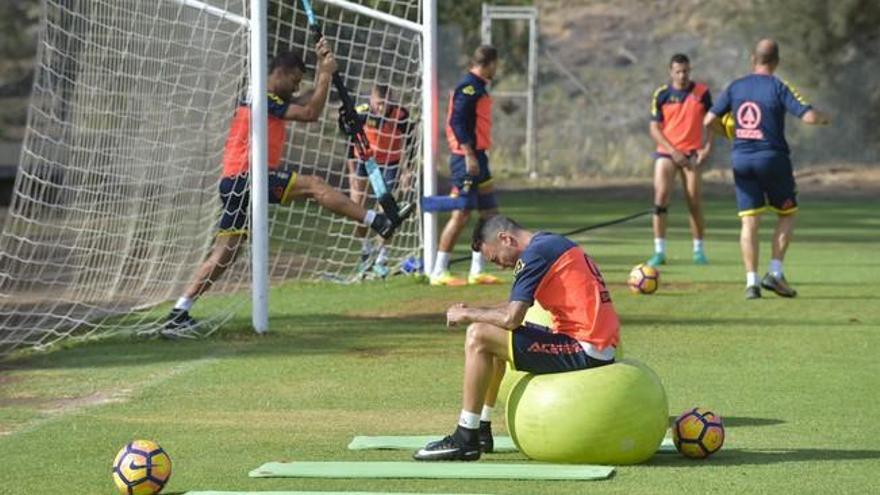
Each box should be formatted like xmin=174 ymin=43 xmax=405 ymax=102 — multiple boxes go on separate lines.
xmin=4 ymin=312 xmax=452 ymax=370
xmin=650 ymin=447 xmax=880 ymax=466
xmin=667 ymin=416 xmax=785 ymax=428
xmin=622 ymin=315 xmax=847 ymax=328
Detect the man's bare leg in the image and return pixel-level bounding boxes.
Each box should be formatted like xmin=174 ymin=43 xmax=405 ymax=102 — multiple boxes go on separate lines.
xmin=413 ymin=322 xmax=510 ymax=461
xmin=648 ymin=158 xmax=676 ymax=266
xmin=166 ymin=234 xmax=245 ymax=332
xmin=429 ymin=208 xmax=471 ymax=284
xmin=761 ymin=213 xmax=798 ymax=297
xmin=740 ymin=214 xmax=762 ymax=298
xmin=681 ymin=165 xmax=707 ymax=264
xmin=292 ymin=175 xmax=396 ymax=239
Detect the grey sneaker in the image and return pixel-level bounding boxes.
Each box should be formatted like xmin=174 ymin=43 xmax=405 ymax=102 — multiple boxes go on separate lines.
xmin=745 ymin=285 xmax=762 ymax=300
xmin=761 ymin=273 xmax=797 ymax=298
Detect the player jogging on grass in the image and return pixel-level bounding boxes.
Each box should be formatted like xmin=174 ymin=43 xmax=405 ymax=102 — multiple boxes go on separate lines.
xmin=414 ymin=215 xmax=620 ymax=461
xmin=647 ymin=53 xmax=713 ymax=267
xmin=165 ymin=39 xmax=405 ymax=332
xmin=704 ymin=38 xmax=831 ymax=299
xmin=347 ymin=84 xmax=412 ymax=278
xmin=428 ymin=45 xmax=502 ymax=287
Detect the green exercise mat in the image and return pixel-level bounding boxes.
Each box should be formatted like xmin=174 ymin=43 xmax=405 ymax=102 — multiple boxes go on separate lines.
xmin=249 ymin=461 xmax=615 ymax=481
xmin=185 ymin=492 xmax=489 ymax=495
xmin=348 ymin=435 xmax=677 ymax=454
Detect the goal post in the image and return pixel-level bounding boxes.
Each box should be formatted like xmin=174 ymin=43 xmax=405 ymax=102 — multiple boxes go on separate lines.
xmin=0 ymin=0 xmax=435 ymax=356
xmin=481 ymin=4 xmax=538 ymax=178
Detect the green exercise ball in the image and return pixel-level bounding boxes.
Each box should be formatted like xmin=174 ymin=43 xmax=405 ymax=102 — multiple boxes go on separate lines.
xmin=506 ymin=359 xmax=668 ymax=465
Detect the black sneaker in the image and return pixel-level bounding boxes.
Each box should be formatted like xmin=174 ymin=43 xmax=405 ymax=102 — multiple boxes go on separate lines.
xmin=413 ymin=426 xmax=481 ymax=461
xmin=162 ymin=309 xmax=198 ymax=338
xmin=745 ymin=285 xmax=762 ymax=300
xmin=479 ymin=421 xmax=494 ymax=454
xmin=761 ymin=273 xmax=797 ymax=298
xmin=370 ymin=213 xmax=397 ymax=240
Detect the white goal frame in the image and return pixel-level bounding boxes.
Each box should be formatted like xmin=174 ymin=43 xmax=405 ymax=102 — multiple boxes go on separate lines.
xmin=481 ymin=4 xmax=538 ymax=178
xmin=172 ymin=0 xmax=437 ymax=334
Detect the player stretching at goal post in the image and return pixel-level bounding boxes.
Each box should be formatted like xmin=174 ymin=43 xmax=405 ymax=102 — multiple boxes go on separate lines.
xmin=347 ymin=84 xmax=411 ymax=278
xmin=414 ymin=215 xmax=619 ymax=461
xmin=165 ymin=39 xmax=405 ymax=332
xmin=429 ymin=45 xmax=502 ymax=287
xmin=646 ymin=53 xmax=713 ymax=267
xmin=704 ymin=39 xmax=831 ymax=299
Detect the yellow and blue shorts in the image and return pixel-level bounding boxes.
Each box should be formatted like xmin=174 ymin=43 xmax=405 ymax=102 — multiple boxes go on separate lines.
xmin=449 ymin=151 xmax=497 ymax=211
xmin=509 ymin=323 xmax=614 ymax=374
xmin=732 ymin=154 xmax=798 ymax=217
xmin=217 ymin=170 xmax=297 ymax=235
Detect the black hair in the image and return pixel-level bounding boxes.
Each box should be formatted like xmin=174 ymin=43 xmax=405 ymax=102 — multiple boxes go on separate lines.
xmin=669 ymin=53 xmax=690 ymax=66
xmin=472 ymin=45 xmax=499 ymax=67
xmin=269 ymin=51 xmax=306 ymax=73
xmin=471 ymin=215 xmax=523 ymax=252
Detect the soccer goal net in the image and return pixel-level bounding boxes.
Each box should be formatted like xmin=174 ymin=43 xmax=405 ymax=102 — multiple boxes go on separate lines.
xmin=0 ymin=0 xmax=425 ymax=355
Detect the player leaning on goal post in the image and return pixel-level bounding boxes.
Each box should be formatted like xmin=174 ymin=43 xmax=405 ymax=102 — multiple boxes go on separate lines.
xmin=428 ymin=45 xmax=502 ymax=287
xmin=347 ymin=84 xmax=412 ymax=278
xmin=647 ymin=53 xmax=713 ymax=267
xmin=704 ymin=38 xmax=831 ymax=300
xmin=165 ymin=38 xmax=406 ymax=333
xmin=414 ymin=215 xmax=620 ymax=461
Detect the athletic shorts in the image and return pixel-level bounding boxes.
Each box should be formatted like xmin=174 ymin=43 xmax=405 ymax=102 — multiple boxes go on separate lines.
xmin=652 ymin=150 xmax=697 ymax=165
xmin=509 ymin=322 xmax=614 ymax=374
xmin=449 ymin=151 xmax=497 ymax=211
xmin=218 ymin=169 xmax=297 ymax=235
xmin=353 ymin=159 xmax=401 ymax=199
xmin=732 ymin=154 xmax=798 ymax=217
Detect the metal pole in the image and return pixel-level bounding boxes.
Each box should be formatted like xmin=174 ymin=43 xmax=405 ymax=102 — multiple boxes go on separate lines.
xmin=527 ymin=13 xmax=538 ymax=179
xmin=481 ymin=3 xmax=491 ymax=45
xmin=421 ymin=0 xmax=438 ymax=273
xmin=250 ymin=0 xmax=268 ymax=334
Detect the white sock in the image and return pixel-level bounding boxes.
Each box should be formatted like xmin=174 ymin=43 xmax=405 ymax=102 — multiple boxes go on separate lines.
xmin=361 ymin=238 xmax=374 ymax=255
xmin=458 ymin=410 xmax=481 ymax=430
xmin=768 ymin=259 xmax=783 ymax=277
xmin=654 ymin=237 xmax=666 ymax=254
xmin=480 ymin=405 xmax=494 ymax=423
xmin=174 ymin=297 xmax=193 ymax=311
xmin=431 ymin=251 xmax=451 ymax=278
xmin=469 ymin=250 xmax=484 ymax=276
xmin=376 ymin=245 xmax=389 ymax=265
xmin=693 ymin=238 xmax=704 ymax=252
xmin=746 ymin=272 xmax=759 ymax=287
xmin=362 ymin=210 xmax=376 ymax=226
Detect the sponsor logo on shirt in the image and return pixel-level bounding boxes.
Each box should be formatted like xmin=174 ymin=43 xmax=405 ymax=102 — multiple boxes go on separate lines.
xmin=735 ymin=101 xmax=764 ymax=140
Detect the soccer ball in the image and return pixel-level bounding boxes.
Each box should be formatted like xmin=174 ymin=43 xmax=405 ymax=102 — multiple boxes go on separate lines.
xmin=628 ymin=264 xmax=659 ymax=294
xmin=672 ymin=407 xmax=725 ymax=459
xmin=112 ymin=440 xmax=172 ymax=495
xmin=720 ymin=112 xmax=736 ymax=139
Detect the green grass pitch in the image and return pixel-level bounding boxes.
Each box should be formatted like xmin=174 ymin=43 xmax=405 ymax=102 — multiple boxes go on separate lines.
xmin=0 ymin=189 xmax=878 ymax=494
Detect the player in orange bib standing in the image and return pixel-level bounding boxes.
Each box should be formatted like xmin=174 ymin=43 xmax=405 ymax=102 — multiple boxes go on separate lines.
xmin=164 ymin=39 xmax=405 ymax=333
xmin=647 ymin=53 xmax=713 ymax=267
xmin=429 ymin=45 xmax=502 ymax=286
xmin=347 ymin=84 xmax=412 ymax=278
xmin=414 ymin=215 xmax=620 ymax=461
